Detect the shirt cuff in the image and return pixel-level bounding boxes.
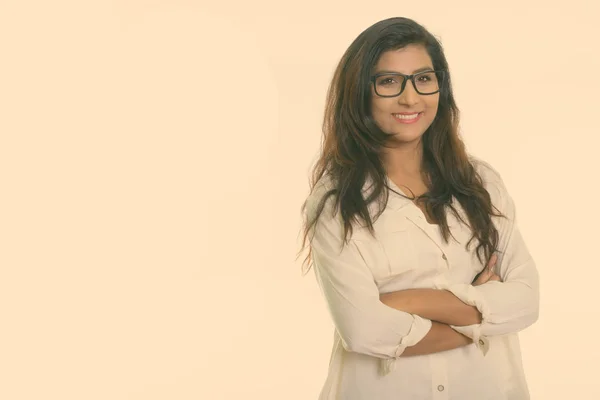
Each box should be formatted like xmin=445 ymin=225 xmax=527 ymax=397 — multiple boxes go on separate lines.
xmin=380 ymin=315 xmax=432 ymax=375
xmin=450 ymin=324 xmax=490 ymax=356
xmin=435 ymin=281 xmax=491 ymax=356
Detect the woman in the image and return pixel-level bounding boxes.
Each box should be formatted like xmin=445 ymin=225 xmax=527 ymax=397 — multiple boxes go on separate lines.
xmin=299 ymin=17 xmax=540 ymax=399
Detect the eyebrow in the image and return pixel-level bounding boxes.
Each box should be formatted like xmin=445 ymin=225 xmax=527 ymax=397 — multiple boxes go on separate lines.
xmin=375 ymin=66 xmax=434 ymax=75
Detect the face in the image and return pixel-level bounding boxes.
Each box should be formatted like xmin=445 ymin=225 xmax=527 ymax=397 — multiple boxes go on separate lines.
xmin=370 ymin=44 xmax=440 ymax=145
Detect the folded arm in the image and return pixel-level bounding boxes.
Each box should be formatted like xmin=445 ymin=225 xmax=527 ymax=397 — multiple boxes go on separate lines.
xmin=380 ymin=288 xmax=482 ymax=326
xmin=381 ymin=165 xmax=540 ymax=341
xmin=399 ymin=321 xmax=473 ymax=357
xmin=309 ymin=208 xmax=475 ymax=361
xmin=441 ymin=170 xmax=540 ymax=339
xmin=306 ymin=189 xmax=432 ymax=361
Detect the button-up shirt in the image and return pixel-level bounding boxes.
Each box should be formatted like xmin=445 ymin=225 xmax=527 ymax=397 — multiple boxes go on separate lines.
xmin=305 ymin=157 xmax=540 ymax=399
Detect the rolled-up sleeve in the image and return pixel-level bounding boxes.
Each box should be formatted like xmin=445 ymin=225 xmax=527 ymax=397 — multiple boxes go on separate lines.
xmin=306 ymin=186 xmax=432 ymax=363
xmin=440 ymin=161 xmax=540 ymax=341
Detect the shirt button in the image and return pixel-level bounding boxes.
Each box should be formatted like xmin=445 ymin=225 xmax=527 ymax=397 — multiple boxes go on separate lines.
xmin=479 ymin=339 xmax=485 ymax=346
xmin=441 ymin=254 xmax=447 ymax=260
xmin=437 ymin=385 xmax=445 ymax=391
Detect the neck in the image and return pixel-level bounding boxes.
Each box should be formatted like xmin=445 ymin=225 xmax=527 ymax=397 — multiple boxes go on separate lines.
xmin=382 ymin=139 xmax=424 ymax=179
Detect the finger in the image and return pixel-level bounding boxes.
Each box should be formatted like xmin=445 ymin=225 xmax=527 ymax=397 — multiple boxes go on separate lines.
xmin=473 ymin=269 xmax=490 ymax=285
xmin=487 ymin=253 xmax=498 ymax=268
xmin=474 ymin=254 xmax=498 ymax=285
xmin=485 ymin=253 xmax=498 ymax=276
xmin=474 ymin=271 xmax=501 ymax=286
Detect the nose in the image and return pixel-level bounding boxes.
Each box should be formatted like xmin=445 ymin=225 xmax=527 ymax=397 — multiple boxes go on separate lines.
xmin=397 ymin=80 xmax=420 ymax=107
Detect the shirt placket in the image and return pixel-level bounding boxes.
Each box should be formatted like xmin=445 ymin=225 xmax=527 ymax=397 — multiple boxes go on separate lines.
xmin=429 ymin=352 xmax=449 ymax=400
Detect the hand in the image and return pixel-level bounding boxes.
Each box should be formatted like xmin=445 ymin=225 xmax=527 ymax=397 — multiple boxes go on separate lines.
xmin=472 ymin=253 xmax=502 ymax=286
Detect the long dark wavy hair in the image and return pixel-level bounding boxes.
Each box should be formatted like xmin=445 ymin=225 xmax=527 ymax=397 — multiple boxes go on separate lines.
xmin=298 ymin=17 xmax=505 ymax=275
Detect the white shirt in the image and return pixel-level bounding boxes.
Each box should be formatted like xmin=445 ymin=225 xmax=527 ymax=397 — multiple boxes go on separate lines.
xmin=305 ymin=157 xmax=540 ymax=400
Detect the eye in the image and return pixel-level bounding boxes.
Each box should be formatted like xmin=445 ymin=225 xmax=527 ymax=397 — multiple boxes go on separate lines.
xmin=376 ymin=75 xmax=404 ymax=87
xmin=416 ymin=72 xmax=437 ymax=83
xmin=378 ymin=77 xmax=397 ymax=86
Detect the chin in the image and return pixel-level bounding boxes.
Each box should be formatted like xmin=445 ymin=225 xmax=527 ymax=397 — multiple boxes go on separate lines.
xmin=391 ymin=131 xmax=424 ymax=144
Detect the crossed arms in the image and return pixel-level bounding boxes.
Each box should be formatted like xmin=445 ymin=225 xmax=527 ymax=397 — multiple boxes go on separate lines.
xmin=379 ymin=256 xmax=501 ymax=357
xmin=307 ymin=172 xmax=539 ymax=360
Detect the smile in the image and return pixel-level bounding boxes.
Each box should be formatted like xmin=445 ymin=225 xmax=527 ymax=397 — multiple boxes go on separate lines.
xmin=392 ymin=112 xmax=422 ymax=124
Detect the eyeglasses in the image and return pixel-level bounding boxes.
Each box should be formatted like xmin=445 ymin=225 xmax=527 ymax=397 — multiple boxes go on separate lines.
xmin=370 ymin=70 xmax=447 ymax=97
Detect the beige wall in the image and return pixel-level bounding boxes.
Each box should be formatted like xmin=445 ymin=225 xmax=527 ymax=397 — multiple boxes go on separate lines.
xmin=1 ymin=1 xmax=598 ymax=399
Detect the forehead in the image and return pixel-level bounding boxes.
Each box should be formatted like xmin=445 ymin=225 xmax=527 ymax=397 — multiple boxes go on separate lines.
xmin=374 ymin=45 xmax=433 ymax=74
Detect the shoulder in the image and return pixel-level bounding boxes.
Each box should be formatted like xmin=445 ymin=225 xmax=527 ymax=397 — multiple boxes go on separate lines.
xmin=303 ymin=174 xmax=339 ymax=223
xmin=469 ymin=155 xmax=507 ymax=192
xmin=469 ymin=155 xmax=503 ymax=184
xmin=302 ymin=175 xmax=353 ymax=247
xmin=468 ymin=155 xmax=514 ymax=214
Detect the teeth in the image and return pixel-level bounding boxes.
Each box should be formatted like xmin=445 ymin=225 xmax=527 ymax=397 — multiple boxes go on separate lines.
xmin=394 ymin=113 xmax=420 ymax=120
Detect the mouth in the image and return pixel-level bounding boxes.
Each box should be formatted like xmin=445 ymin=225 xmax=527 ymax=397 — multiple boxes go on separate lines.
xmin=392 ymin=112 xmax=423 ymax=124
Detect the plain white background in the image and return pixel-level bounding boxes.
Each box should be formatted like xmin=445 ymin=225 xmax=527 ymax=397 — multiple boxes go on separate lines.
xmin=1 ymin=1 xmax=598 ymax=399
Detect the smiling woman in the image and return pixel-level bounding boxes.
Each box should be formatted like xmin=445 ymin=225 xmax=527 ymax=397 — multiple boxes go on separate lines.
xmin=298 ymin=16 xmax=539 ymax=400
xmin=370 ymin=46 xmax=443 ymax=143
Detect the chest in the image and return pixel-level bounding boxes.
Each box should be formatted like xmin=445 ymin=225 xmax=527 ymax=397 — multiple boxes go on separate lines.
xmin=414 ymin=200 xmax=437 ymax=224
xmin=351 ymin=204 xmax=484 ymax=292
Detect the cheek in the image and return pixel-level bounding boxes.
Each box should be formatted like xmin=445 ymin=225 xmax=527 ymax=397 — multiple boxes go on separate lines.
xmin=370 ymin=102 xmax=385 ymax=124
xmin=373 ymin=108 xmax=393 ymax=130
xmin=426 ymin=97 xmax=440 ymax=113
xmin=371 ymin=99 xmax=393 ymax=119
